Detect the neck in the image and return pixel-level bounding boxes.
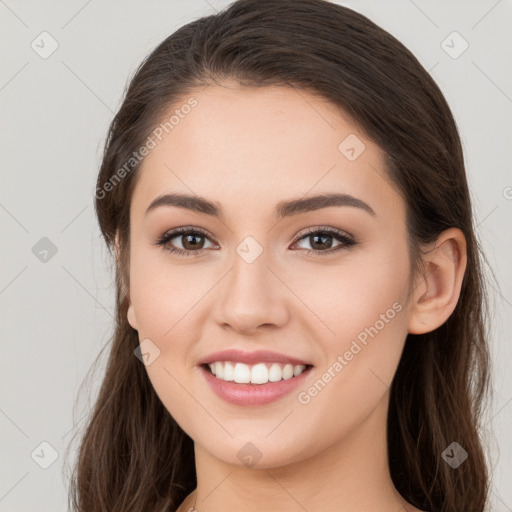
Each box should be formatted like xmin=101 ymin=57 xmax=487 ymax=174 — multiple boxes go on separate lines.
xmin=178 ymin=395 xmax=418 ymax=512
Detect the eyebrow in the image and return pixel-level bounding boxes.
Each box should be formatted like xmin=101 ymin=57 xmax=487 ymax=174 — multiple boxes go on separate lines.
xmin=144 ymin=192 xmax=376 ymax=220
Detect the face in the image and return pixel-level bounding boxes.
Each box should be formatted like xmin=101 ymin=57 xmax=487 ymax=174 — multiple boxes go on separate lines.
xmin=126 ymin=83 xmax=414 ymax=469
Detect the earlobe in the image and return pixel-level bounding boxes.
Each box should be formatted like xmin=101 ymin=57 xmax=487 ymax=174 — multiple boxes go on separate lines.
xmin=127 ymin=303 xmax=138 ymax=330
xmin=115 ymin=230 xmax=137 ymax=329
xmin=408 ymin=228 xmax=467 ymax=335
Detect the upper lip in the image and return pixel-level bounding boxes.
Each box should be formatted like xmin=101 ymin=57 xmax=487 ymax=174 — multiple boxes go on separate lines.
xmin=197 ymin=349 xmax=313 ymax=367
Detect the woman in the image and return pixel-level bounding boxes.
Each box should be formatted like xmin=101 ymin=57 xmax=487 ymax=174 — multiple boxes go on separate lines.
xmin=68 ymin=0 xmax=491 ymax=510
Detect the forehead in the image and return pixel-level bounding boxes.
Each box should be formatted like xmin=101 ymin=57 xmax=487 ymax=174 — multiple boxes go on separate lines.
xmin=130 ymin=84 xmax=404 ymax=223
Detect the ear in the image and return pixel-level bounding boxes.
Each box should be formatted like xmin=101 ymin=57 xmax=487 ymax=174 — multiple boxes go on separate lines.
xmin=114 ymin=230 xmax=139 ymax=331
xmin=127 ymin=302 xmax=139 ymax=331
xmin=408 ymin=228 xmax=467 ymax=334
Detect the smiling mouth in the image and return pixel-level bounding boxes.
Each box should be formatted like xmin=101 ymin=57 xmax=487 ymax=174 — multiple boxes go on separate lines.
xmin=201 ymin=361 xmax=314 ymax=385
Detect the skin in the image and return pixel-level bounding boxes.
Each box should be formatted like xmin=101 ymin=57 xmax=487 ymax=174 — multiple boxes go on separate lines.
xmin=122 ymin=82 xmax=467 ymax=512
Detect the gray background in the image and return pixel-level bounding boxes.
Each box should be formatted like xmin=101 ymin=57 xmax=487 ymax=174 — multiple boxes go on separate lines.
xmin=1 ymin=0 xmax=511 ymax=510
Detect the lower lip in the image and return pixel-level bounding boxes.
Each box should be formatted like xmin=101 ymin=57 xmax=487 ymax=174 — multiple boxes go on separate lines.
xmin=199 ymin=364 xmax=313 ymax=406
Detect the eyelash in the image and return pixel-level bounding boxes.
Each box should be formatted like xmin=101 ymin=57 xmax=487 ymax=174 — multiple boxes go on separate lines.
xmin=154 ymin=225 xmax=357 ymax=258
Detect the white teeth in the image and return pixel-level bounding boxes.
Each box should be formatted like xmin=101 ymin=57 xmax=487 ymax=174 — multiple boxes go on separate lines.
xmin=223 ymin=361 xmax=235 ymax=381
xmin=282 ymin=364 xmax=294 ymax=380
xmin=206 ymin=361 xmax=308 ymax=384
xmin=214 ymin=361 xmax=224 ymax=379
xmin=293 ymin=364 xmax=304 ymax=376
xmin=234 ymin=362 xmax=251 ymax=383
xmin=268 ymin=363 xmax=283 ymax=382
xmin=251 ymin=363 xmax=269 ymax=384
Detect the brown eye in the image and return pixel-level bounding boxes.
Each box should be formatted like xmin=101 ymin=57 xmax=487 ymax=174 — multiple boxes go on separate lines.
xmin=155 ymin=225 xmax=356 ymax=258
xmin=308 ymin=233 xmax=335 ymax=250
xmin=155 ymin=227 xmax=216 ymax=256
xmin=291 ymin=227 xmax=356 ymax=255
xmin=180 ymin=232 xmax=206 ymax=250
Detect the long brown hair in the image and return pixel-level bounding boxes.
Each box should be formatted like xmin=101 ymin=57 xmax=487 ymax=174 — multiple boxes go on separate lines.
xmin=66 ymin=1 xmax=493 ymax=510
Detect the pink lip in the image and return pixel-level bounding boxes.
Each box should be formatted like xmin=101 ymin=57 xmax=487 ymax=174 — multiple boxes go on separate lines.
xmin=196 ymin=349 xmax=312 ymax=367
xmin=199 ymin=364 xmax=313 ymax=406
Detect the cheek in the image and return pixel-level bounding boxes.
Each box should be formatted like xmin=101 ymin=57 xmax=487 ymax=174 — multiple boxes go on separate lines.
xmin=291 ymin=274 xmax=408 ymax=446
xmin=294 ymin=247 xmax=410 ymax=402
xmin=128 ymin=245 xmax=203 ymax=339
xmin=289 ymin=249 xmax=410 ymax=342
xmin=127 ymin=248 xmax=206 ymax=429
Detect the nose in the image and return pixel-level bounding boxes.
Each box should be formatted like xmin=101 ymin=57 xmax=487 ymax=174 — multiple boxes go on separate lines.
xmin=212 ymin=249 xmax=290 ymax=335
